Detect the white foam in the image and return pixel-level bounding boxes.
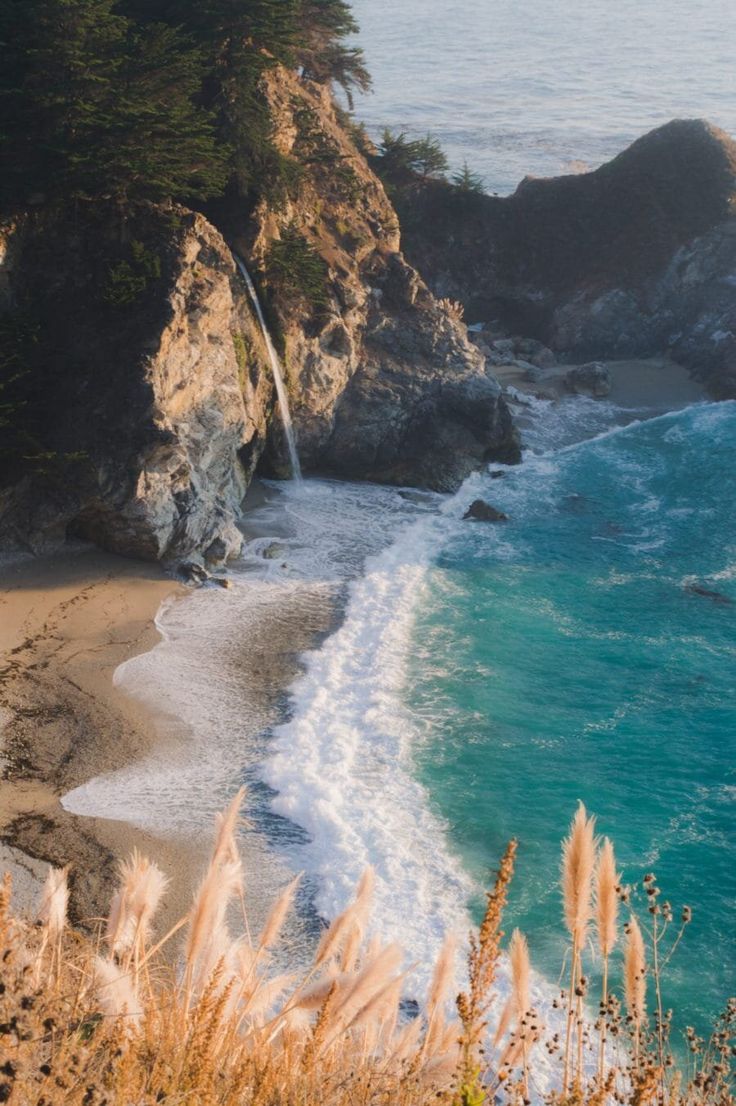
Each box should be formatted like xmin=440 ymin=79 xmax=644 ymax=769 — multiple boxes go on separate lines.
xmin=60 ymin=479 xmax=445 ymax=923
xmin=261 ymin=503 xmax=475 ymax=978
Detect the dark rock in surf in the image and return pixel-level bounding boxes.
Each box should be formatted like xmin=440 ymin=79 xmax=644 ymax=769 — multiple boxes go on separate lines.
xmin=178 ymin=561 xmax=210 ymax=586
xmin=204 ymin=537 xmax=229 ymax=568
xmin=684 ymin=583 xmax=733 ymax=605
xmin=463 ymin=499 xmax=509 ymax=522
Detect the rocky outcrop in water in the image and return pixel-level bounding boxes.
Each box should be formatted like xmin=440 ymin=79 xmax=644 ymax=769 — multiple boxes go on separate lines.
xmin=394 ymin=119 xmax=736 ymax=399
xmin=463 ymin=499 xmax=508 ymax=522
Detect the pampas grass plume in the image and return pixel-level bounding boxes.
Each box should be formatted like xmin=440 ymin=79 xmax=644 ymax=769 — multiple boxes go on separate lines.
xmin=562 ymin=801 xmax=597 ymax=945
xmin=509 ymin=927 xmax=530 ymax=1023
xmin=259 ymin=872 xmax=301 ymax=951
xmin=38 ymin=865 xmax=68 ymax=939
xmin=595 ymin=837 xmax=619 ymax=958
xmin=93 ymin=955 xmax=141 ymax=1025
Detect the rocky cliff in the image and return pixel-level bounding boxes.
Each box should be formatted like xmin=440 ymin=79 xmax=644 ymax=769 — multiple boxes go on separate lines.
xmin=0 ymin=206 xmax=269 ymax=563
xmin=233 ymin=68 xmax=518 ymax=488
xmin=0 ymin=69 xmax=519 ymax=563
xmin=394 ymin=119 xmax=736 ymax=398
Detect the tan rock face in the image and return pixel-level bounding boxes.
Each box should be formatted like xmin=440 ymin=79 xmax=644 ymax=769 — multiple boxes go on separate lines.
xmin=0 ymin=208 xmax=270 ymax=563
xmin=235 ymin=68 xmax=518 ymax=489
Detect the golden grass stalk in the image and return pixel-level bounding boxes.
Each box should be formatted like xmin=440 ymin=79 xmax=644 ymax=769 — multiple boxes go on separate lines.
xmin=185 ymin=856 xmax=243 ymax=995
xmin=561 ymin=802 xmax=597 ymax=1092
xmin=35 ymin=864 xmax=69 ymax=985
xmin=457 ymin=839 xmax=517 ymax=1100
xmin=625 ymin=915 xmax=647 ymax=1067
xmin=316 ymin=865 xmax=375 ymax=966
xmin=595 ymin=838 xmax=619 ymax=959
xmin=258 ymin=872 xmax=302 ymax=952
xmin=38 ymin=865 xmax=68 ymax=941
xmin=93 ymin=955 xmax=141 ymax=1026
xmin=0 ymin=799 xmax=727 ymax=1106
xmin=563 ymin=802 xmax=597 ymax=947
xmin=509 ymin=928 xmax=530 ymax=1027
xmin=107 ymin=850 xmax=168 ymax=965
xmin=212 ymin=785 xmax=247 ymax=867
xmin=424 ymin=933 xmax=457 ymax=1055
xmin=596 ymin=837 xmax=620 ymax=1082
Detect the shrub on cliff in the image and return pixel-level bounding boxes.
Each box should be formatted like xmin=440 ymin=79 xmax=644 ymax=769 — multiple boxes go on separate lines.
xmin=265 ymin=227 xmax=330 ymax=312
xmin=377 ymin=129 xmax=450 ymax=186
xmin=1 ymin=795 xmax=733 ymax=1106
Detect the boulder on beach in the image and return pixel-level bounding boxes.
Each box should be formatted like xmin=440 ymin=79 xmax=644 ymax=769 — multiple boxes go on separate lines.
xmin=463 ymin=499 xmax=509 ymax=522
xmin=565 ymin=362 xmax=612 ymax=397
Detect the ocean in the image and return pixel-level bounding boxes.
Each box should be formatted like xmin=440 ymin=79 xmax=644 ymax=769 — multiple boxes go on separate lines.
xmin=349 ymin=0 xmax=736 ymax=194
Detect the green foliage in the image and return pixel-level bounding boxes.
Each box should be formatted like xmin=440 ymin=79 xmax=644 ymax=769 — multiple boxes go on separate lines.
xmin=0 ymin=312 xmax=38 ymax=431
xmin=455 ymin=1070 xmax=486 ymax=1106
xmin=297 ymin=0 xmax=371 ymax=107
xmin=412 ymin=134 xmax=450 ymax=180
xmin=0 ymin=310 xmax=88 ymax=480
xmin=293 ymin=104 xmax=361 ymax=202
xmin=232 ymin=331 xmax=255 ymax=389
xmin=452 ymin=161 xmax=486 ymax=194
xmin=103 ymin=240 xmax=161 ymax=307
xmin=0 ymin=0 xmax=370 ymax=214
xmin=377 ymin=129 xmax=449 ymax=183
xmin=0 ymin=0 xmax=229 ymax=207
xmin=232 ymin=333 xmax=248 ymax=376
xmin=265 ymin=227 xmax=329 ymax=310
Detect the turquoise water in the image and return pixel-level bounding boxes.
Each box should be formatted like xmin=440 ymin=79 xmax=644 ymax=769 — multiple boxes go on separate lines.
xmin=408 ymin=403 xmax=736 ymax=1035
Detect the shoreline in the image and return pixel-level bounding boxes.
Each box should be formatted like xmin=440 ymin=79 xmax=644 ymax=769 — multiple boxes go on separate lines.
xmin=0 ymin=363 xmax=711 ymax=930
xmin=0 ymin=502 xmax=342 ymax=937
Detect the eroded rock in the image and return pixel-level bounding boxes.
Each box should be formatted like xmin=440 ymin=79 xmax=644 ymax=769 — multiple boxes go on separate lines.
xmin=0 ymin=206 xmax=266 ymax=561
xmin=565 ymin=362 xmax=612 ymax=397
xmin=463 ymin=499 xmax=509 ymax=522
xmin=394 ymin=119 xmax=736 ymax=399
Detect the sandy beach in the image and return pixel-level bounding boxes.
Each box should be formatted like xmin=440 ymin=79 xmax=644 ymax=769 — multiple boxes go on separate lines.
xmin=493 ymin=355 xmax=707 ymax=408
xmin=0 ymin=505 xmax=338 ymax=940
xmin=0 ymin=547 xmax=190 ymax=923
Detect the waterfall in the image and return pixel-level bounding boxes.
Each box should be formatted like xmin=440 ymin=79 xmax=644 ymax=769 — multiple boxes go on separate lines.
xmin=233 ymin=254 xmax=302 ymax=482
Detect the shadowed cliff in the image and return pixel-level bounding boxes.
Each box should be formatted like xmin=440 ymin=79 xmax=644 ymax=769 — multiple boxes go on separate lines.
xmin=393 ymin=119 xmax=736 ymax=396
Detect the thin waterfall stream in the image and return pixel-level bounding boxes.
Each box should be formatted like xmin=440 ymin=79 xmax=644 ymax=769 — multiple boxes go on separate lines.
xmin=233 ymin=254 xmax=303 ymax=482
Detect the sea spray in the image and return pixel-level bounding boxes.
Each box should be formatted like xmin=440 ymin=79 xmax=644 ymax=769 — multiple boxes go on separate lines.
xmin=233 ymin=254 xmax=303 ymax=482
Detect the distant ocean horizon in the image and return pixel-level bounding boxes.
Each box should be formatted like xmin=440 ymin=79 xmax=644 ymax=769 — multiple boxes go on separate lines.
xmin=349 ymin=0 xmax=736 ymax=194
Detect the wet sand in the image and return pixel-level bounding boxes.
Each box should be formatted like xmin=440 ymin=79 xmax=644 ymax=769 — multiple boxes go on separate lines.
xmin=493 ymin=355 xmax=707 ymax=409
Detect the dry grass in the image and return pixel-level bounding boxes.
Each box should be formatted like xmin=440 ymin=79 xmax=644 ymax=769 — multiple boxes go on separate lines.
xmin=0 ymin=796 xmax=733 ymax=1106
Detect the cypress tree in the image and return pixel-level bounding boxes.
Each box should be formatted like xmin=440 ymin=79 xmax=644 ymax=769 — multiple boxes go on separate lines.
xmin=298 ymin=0 xmax=370 ymax=106
xmin=0 ymin=0 xmax=228 ymax=208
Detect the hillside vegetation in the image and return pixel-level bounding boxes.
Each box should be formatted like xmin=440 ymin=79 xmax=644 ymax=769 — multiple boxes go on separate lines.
xmin=0 ymin=0 xmax=369 ymax=212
